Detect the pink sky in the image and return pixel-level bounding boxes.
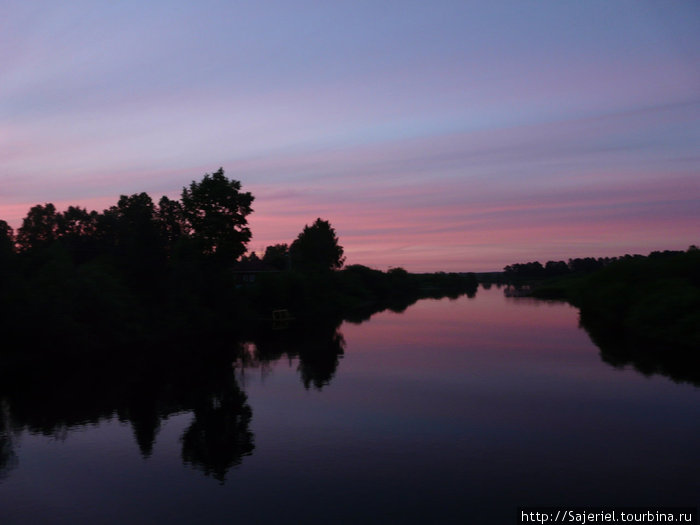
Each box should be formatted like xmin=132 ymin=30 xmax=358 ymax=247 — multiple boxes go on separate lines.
xmin=2 ymin=1 xmax=698 ymax=271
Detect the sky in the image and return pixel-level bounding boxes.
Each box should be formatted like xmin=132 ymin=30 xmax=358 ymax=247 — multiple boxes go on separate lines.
xmin=2 ymin=0 xmax=699 ymax=271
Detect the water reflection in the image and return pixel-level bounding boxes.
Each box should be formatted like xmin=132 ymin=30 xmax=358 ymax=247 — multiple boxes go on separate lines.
xmin=0 ymin=285 xmax=695 ymax=490
xmin=0 ymin=401 xmax=18 ymax=479
xmin=503 ymin=289 xmax=700 ymax=386
xmin=578 ymin=309 xmax=700 ymax=387
xmin=238 ymin=319 xmax=346 ymax=390
xmin=0 ymin=353 xmax=255 ymax=483
xmin=0 ymin=316 xmax=352 ymax=483
xmin=181 ymin=374 xmax=253 ymax=483
xmin=0 ymin=289 xmax=697 ymax=524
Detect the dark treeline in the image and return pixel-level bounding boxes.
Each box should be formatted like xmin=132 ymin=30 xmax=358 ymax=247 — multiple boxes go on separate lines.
xmin=0 ymin=168 xmax=257 ymax=360
xmin=242 ymin=265 xmax=477 ymax=327
xmin=503 ymin=248 xmax=699 ymax=379
xmin=0 ymin=168 xmax=477 ymax=362
xmin=504 ymin=254 xmax=651 ymax=282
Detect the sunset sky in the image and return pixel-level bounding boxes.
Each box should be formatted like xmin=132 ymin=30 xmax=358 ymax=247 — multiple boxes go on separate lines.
xmin=2 ymin=1 xmax=699 ymax=271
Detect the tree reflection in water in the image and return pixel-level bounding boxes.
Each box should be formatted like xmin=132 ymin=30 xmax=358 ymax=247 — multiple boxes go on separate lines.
xmin=0 ymin=400 xmax=18 ymax=479
xmin=503 ymin=289 xmax=700 ymax=387
xmin=577 ymin=309 xmax=700 ymax=387
xmin=0 ymin=348 xmax=255 ymax=483
xmin=3 ymin=288 xmax=696 ymax=488
xmin=0 ymin=319 xmax=349 ymax=482
xmin=237 ymin=318 xmax=346 ymax=390
xmin=181 ymin=372 xmax=253 ymax=483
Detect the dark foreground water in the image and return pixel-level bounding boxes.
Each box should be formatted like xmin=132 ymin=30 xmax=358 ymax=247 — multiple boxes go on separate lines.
xmin=1 ymin=287 xmax=698 ymax=524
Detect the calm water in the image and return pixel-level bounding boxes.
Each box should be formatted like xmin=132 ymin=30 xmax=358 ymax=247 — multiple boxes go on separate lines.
xmin=1 ymin=287 xmax=698 ymax=524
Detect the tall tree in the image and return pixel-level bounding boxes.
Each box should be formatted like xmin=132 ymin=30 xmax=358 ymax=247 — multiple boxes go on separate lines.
xmin=290 ymin=218 xmax=345 ymax=272
xmin=102 ymin=192 xmax=164 ymax=283
xmin=156 ymin=196 xmax=187 ymax=251
xmin=16 ymin=203 xmax=58 ymax=252
xmin=105 ymin=193 xmax=160 ymax=251
xmin=180 ymin=168 xmax=254 ymax=264
xmin=56 ymin=206 xmax=99 ymax=263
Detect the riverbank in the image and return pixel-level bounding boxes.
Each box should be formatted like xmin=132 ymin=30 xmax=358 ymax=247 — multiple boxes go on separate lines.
xmin=0 ymin=261 xmax=477 ymax=364
xmin=529 ymin=248 xmax=699 ymax=354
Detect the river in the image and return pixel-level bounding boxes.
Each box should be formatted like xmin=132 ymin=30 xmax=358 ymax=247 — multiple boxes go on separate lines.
xmin=1 ymin=286 xmax=698 ymax=524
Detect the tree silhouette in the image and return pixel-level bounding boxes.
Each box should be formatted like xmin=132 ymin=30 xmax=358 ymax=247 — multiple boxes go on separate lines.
xmin=290 ymin=218 xmax=345 ymax=272
xmin=155 ymin=195 xmax=187 ymax=250
xmin=56 ymin=206 xmax=99 ymax=263
xmin=56 ymin=206 xmax=98 ymax=238
xmin=16 ymin=203 xmax=59 ymax=252
xmin=262 ymin=243 xmax=289 ymax=270
xmin=181 ymin=168 xmax=254 ymax=264
xmin=101 ymin=193 xmax=165 ymax=284
xmin=0 ymin=220 xmax=14 ymax=263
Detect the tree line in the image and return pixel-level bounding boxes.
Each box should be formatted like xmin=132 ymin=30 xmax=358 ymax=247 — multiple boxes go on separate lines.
xmin=0 ymin=168 xmax=476 ymax=360
xmin=502 ymin=249 xmax=697 ymax=282
xmin=0 ymin=168 xmax=345 ymax=278
xmin=509 ymin=247 xmax=700 ymax=358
